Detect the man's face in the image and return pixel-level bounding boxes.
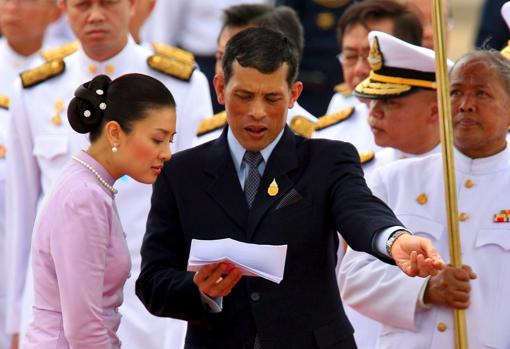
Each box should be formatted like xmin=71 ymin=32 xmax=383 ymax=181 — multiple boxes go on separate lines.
xmin=214 ymin=61 xmax=302 ymax=151
xmin=368 ymin=90 xmax=437 ymax=153
xmin=215 ymin=25 xmax=247 ymax=75
xmin=61 ymin=0 xmax=134 ymax=61
xmin=340 ymin=19 xmax=394 ymax=91
xmin=0 ymin=0 xmax=59 ymax=45
xmin=450 ymin=56 xmax=510 ymax=159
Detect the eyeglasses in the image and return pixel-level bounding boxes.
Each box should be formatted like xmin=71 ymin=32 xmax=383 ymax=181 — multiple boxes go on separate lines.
xmin=337 ymin=51 xmax=370 ymax=67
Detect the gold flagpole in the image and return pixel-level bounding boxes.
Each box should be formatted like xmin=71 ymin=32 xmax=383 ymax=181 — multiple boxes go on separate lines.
xmin=431 ymin=1 xmax=468 ymax=348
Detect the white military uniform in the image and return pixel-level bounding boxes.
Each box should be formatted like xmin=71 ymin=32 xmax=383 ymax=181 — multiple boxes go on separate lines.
xmin=340 ymin=147 xmax=510 ymax=348
xmin=0 ymin=37 xmax=49 ymax=349
xmin=313 ymin=103 xmax=383 ymax=154
xmin=5 ymin=37 xmax=212 ymax=349
xmin=326 ymin=90 xmax=358 ymax=114
xmin=192 ymin=101 xmax=316 ymax=146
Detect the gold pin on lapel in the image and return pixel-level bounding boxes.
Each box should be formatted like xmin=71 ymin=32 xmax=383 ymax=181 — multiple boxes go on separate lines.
xmin=267 ymin=179 xmax=279 ymax=196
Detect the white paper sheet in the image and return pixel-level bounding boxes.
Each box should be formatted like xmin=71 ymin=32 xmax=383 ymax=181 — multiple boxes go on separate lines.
xmin=187 ymin=238 xmax=287 ymax=284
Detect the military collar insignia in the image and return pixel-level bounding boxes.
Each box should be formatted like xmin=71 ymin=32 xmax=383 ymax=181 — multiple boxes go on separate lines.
xmin=368 ymin=36 xmax=383 ymax=71
xmin=494 ymin=210 xmax=510 ymax=223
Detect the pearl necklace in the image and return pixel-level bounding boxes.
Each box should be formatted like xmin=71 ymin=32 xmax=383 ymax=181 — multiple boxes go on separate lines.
xmin=72 ymin=155 xmax=118 ymax=194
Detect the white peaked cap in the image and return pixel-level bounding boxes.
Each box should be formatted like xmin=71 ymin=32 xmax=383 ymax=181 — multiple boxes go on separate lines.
xmin=500 ymin=2 xmax=510 ymax=60
xmin=355 ymin=31 xmax=454 ymax=99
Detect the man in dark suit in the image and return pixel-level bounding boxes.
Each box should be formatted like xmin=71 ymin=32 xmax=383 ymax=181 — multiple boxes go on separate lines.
xmin=136 ymin=27 xmax=444 ymax=349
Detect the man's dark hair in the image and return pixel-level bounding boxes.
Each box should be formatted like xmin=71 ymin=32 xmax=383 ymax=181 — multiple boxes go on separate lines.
xmin=252 ymin=6 xmax=304 ymax=61
xmin=222 ymin=27 xmax=299 ymax=86
xmin=221 ymin=4 xmax=274 ymax=35
xmin=337 ymin=0 xmax=423 ymax=46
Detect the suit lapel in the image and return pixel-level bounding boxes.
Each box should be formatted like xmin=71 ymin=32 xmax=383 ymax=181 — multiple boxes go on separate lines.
xmin=246 ymin=127 xmax=299 ymax=240
xmin=204 ymin=129 xmax=249 ymax=230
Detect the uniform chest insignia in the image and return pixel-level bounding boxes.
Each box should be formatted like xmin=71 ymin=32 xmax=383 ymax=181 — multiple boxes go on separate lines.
xmin=334 ymin=82 xmax=352 ymax=97
xmin=196 ymin=111 xmax=227 ymax=136
xmin=20 ymin=60 xmax=65 ymax=89
xmin=312 ymin=0 xmax=349 ymax=9
xmin=0 ymin=95 xmax=9 ymax=110
xmin=40 ymin=41 xmax=79 ymax=62
xmin=152 ymin=42 xmax=195 ymax=66
xmin=290 ymin=115 xmax=316 ymax=138
xmin=494 ymin=210 xmax=510 ymax=222
xmin=147 ymin=54 xmax=195 ymax=82
xmin=315 ymin=106 xmax=355 ymax=131
xmin=358 ymin=151 xmax=375 ymax=165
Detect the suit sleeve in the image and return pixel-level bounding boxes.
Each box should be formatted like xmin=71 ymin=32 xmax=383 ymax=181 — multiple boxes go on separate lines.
xmin=135 ymin=165 xmax=208 ymax=323
xmin=4 ymin=81 xmax=41 ymax=333
xmin=50 ymin=185 xmax=113 ymax=348
xmin=338 ymin=168 xmax=427 ymax=330
xmin=328 ymin=142 xmax=401 ymax=261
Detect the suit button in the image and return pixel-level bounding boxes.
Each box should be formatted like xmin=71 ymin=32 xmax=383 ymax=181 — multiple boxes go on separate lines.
xmin=250 ymin=292 xmax=261 ymax=302
xmin=437 ymin=322 xmax=447 ymax=332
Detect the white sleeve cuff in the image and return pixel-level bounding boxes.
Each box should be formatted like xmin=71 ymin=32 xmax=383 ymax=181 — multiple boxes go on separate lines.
xmin=417 ymin=276 xmax=433 ymax=311
xmin=200 ymin=291 xmax=223 ymax=313
xmin=375 ymin=226 xmax=408 ymax=257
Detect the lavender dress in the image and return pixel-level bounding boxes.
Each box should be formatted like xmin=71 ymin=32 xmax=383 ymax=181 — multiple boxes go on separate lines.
xmin=25 ymin=151 xmax=131 ymax=349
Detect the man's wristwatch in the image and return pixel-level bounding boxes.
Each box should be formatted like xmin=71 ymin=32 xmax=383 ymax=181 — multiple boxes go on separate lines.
xmin=386 ymin=230 xmax=411 ymax=258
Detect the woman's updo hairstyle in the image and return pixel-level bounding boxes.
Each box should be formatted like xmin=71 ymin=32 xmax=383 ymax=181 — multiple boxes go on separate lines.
xmin=68 ymin=73 xmax=176 ymax=142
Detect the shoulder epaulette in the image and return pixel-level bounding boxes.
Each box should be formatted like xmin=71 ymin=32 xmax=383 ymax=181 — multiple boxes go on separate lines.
xmin=0 ymin=95 xmax=9 ymax=110
xmin=147 ymin=54 xmax=195 ymax=82
xmin=501 ymin=40 xmax=510 ymax=60
xmin=40 ymin=41 xmax=79 ymax=62
xmin=196 ymin=111 xmax=227 ymax=136
xmin=359 ymin=151 xmax=375 ymax=165
xmin=334 ymin=82 xmax=352 ymax=97
xmin=314 ymin=106 xmax=355 ymax=131
xmin=152 ymin=42 xmax=195 ymax=65
xmin=313 ymin=0 xmax=350 ymax=9
xmin=20 ymin=60 xmax=65 ymax=89
xmin=290 ymin=115 xmax=316 ymax=138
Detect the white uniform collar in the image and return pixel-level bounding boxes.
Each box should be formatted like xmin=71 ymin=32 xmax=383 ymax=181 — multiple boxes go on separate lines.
xmin=75 ymin=35 xmax=138 ymax=78
xmin=0 ymin=38 xmax=42 ymax=72
xmin=454 ymin=144 xmax=510 ymax=175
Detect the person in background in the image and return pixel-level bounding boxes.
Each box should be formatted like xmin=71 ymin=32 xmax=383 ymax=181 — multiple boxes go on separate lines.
xmin=475 ymin=0 xmax=510 ymax=50
xmin=24 ymin=73 xmax=176 ymax=349
xmin=340 ymin=50 xmax=510 ymax=349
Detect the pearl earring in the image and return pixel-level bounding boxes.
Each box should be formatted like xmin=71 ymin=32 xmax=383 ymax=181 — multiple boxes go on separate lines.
xmin=112 ymin=144 xmax=118 ymax=153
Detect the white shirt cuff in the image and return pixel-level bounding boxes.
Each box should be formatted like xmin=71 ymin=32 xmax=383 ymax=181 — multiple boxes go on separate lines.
xmin=375 ymin=225 xmax=408 ymax=257
xmin=417 ymin=276 xmax=433 ymax=311
xmin=200 ymin=291 xmax=223 ymax=313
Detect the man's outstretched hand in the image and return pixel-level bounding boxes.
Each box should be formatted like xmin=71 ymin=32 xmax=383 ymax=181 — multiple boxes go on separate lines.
xmin=391 ymin=233 xmax=445 ymax=277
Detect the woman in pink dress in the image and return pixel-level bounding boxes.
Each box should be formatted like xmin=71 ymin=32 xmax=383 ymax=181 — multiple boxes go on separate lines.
xmin=24 ymin=73 xmax=176 ymax=349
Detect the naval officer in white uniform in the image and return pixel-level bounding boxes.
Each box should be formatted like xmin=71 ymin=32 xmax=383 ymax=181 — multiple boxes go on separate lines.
xmin=4 ymin=1 xmax=212 ymax=348
xmin=339 ymin=50 xmax=510 ymax=348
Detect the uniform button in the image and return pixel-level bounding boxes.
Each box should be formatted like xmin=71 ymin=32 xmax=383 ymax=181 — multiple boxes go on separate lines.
xmin=459 ymin=212 xmax=469 ymax=221
xmin=437 ymin=322 xmax=447 ymax=332
xmin=51 ymin=114 xmax=62 ymax=126
xmin=0 ymin=144 xmax=6 ymax=159
xmin=88 ymin=64 xmax=97 ymax=74
xmin=250 ymin=292 xmax=261 ymax=302
xmin=105 ymin=64 xmax=115 ymax=75
xmin=417 ymin=193 xmax=428 ymax=205
xmin=464 ymin=179 xmax=474 ymax=188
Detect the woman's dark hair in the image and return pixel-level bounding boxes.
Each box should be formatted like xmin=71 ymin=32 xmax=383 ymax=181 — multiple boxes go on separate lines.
xmin=68 ymin=73 xmax=176 ymax=142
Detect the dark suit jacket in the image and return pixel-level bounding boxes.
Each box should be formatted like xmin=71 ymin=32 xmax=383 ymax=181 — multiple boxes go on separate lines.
xmin=136 ymin=126 xmax=402 ymax=349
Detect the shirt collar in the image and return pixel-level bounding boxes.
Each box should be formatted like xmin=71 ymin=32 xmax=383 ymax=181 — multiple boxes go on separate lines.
xmin=227 ymin=127 xmax=285 ymax=172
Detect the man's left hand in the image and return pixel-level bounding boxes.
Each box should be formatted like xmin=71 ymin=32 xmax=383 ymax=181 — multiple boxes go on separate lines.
xmin=391 ymin=233 xmax=445 ymax=277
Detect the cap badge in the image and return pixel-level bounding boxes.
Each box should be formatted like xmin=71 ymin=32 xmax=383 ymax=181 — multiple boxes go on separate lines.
xmin=368 ymin=36 xmax=383 ymax=71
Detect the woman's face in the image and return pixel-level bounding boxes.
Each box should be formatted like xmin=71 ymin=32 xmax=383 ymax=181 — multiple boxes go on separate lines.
xmin=117 ymin=106 xmax=176 ymax=184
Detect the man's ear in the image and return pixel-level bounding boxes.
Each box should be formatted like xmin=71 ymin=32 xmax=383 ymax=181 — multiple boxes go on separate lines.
xmin=213 ymin=73 xmax=226 ymax=105
xmin=429 ymin=101 xmax=439 ymax=123
xmin=288 ymin=81 xmax=303 ymax=109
